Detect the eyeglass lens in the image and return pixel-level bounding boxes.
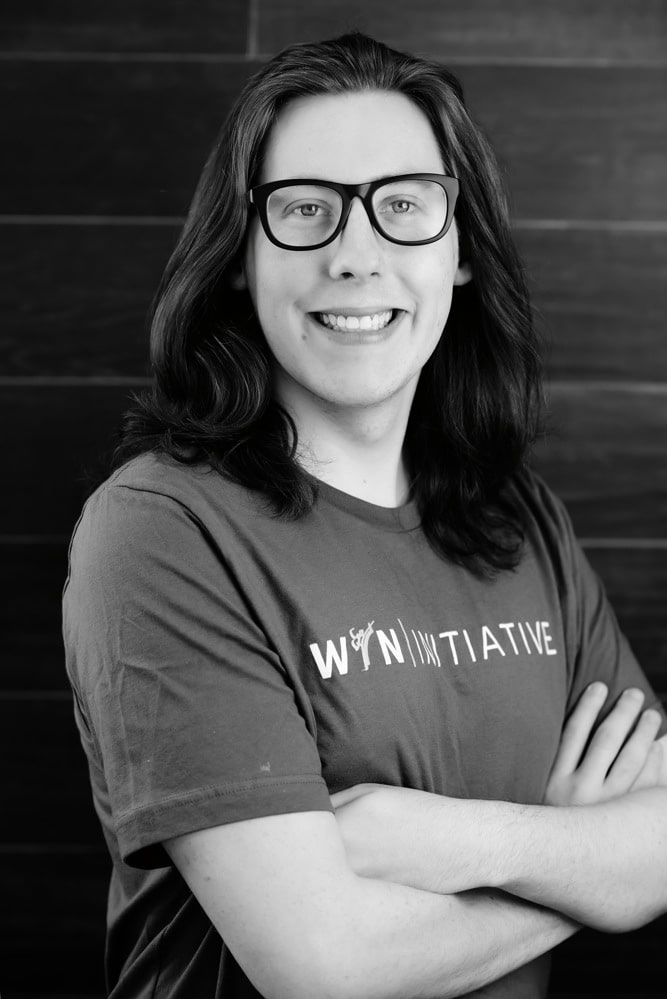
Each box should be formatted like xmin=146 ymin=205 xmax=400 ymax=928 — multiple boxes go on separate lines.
xmin=265 ymin=179 xmax=449 ymax=247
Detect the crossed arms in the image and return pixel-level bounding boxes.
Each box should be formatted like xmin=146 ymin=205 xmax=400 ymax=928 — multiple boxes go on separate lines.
xmin=166 ymin=683 xmax=667 ymax=999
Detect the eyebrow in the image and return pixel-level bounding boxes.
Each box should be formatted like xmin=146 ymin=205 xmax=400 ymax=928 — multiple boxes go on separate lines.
xmin=262 ymin=171 xmax=441 ymax=185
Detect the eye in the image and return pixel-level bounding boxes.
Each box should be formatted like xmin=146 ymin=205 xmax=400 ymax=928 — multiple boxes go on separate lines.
xmin=376 ymin=196 xmax=423 ymax=216
xmin=294 ymin=203 xmax=319 ymax=217
xmin=390 ymin=199 xmax=415 ymax=214
xmin=288 ymin=202 xmax=331 ymax=218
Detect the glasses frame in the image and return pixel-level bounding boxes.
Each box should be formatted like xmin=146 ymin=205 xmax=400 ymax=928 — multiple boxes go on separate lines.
xmin=247 ymin=173 xmax=460 ymax=251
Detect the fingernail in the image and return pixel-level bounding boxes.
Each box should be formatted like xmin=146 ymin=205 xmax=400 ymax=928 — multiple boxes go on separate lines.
xmin=642 ymin=709 xmax=661 ymax=724
xmin=623 ymin=688 xmax=644 ymax=702
xmin=588 ymin=682 xmax=607 ymax=696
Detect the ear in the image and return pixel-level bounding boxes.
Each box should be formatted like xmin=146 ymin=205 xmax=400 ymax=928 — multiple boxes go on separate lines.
xmin=453 ymin=261 xmax=473 ymax=286
xmin=229 ymin=262 xmax=247 ymax=290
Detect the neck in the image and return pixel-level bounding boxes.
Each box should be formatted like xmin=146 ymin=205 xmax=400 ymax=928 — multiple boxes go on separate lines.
xmin=281 ymin=386 xmax=415 ymax=508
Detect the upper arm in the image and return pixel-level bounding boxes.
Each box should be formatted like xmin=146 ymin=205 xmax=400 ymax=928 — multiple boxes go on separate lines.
xmin=165 ymin=809 xmax=359 ymax=999
xmin=64 ymin=483 xmax=331 ymax=867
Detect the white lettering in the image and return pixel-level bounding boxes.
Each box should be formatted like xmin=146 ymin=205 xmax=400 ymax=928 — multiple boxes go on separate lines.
xmin=376 ymin=629 xmax=405 ymax=665
xmin=309 ymin=638 xmax=349 ymax=679
xmin=541 ymin=621 xmax=558 ymax=656
xmin=482 ymin=626 xmax=506 ymax=660
xmin=462 ymin=628 xmax=477 ymax=663
xmin=517 ymin=622 xmax=532 ymax=653
xmin=439 ymin=630 xmax=460 ymax=666
xmin=418 ymin=631 xmax=440 ymax=667
xmin=498 ymin=622 xmax=519 ymax=655
xmin=350 ymin=621 xmax=375 ymax=670
xmin=524 ymin=621 xmax=543 ymax=654
xmin=397 ymin=617 xmax=417 ymax=667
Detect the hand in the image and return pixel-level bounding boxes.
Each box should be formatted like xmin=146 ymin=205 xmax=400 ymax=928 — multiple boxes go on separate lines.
xmin=545 ymin=683 xmax=664 ymax=806
xmin=331 ymin=784 xmax=502 ymax=894
xmin=330 ymin=783 xmax=410 ymax=881
xmin=331 ymin=783 xmax=468 ymax=888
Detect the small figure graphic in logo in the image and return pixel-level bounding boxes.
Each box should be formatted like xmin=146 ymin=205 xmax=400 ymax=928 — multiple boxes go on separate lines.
xmin=350 ymin=621 xmax=375 ymax=670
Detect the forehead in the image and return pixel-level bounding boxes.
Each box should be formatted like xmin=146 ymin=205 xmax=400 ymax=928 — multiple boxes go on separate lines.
xmin=259 ymin=90 xmax=445 ymax=185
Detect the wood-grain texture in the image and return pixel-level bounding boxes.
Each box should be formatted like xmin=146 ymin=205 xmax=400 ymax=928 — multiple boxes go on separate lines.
xmin=3 ymin=1 xmax=666 ymax=994
xmin=3 ymin=62 xmax=667 ymax=220
xmin=4 ymin=0 xmax=249 ymax=54
xmin=2 ymin=224 xmax=666 ymax=380
xmin=257 ymin=0 xmax=667 ymax=61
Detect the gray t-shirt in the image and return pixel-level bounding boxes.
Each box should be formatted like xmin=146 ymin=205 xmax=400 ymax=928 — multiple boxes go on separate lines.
xmin=62 ymin=452 xmax=664 ymax=998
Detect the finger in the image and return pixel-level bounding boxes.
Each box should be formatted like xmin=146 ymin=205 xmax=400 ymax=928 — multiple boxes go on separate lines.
xmin=550 ymin=682 xmax=608 ymax=777
xmin=578 ymin=688 xmax=646 ymax=783
xmin=605 ymin=708 xmax=663 ymax=794
xmin=629 ymin=740 xmax=663 ymax=792
xmin=648 ymin=734 xmax=667 ymax=788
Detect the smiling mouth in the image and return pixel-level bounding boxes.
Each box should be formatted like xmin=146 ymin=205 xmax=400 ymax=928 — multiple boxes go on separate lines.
xmin=312 ymin=309 xmax=400 ymax=332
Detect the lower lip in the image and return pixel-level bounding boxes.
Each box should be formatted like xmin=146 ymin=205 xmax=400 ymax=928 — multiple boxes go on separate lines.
xmin=307 ymin=311 xmax=405 ymax=344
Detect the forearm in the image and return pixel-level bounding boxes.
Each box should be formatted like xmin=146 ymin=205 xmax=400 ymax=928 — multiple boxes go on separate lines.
xmin=493 ymin=787 xmax=667 ymax=931
xmin=328 ymin=880 xmax=577 ymax=999
xmin=340 ymin=786 xmax=667 ymax=933
xmin=168 ymin=811 xmax=577 ymax=999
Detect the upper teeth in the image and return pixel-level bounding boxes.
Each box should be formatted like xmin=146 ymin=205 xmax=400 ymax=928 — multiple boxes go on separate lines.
xmin=318 ymin=310 xmax=394 ymax=331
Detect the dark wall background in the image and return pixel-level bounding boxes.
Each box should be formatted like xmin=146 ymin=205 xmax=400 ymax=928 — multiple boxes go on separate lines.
xmin=2 ymin=2 xmax=666 ymax=996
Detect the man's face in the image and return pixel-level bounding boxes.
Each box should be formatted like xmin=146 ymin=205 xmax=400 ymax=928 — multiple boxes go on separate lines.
xmin=240 ymin=89 xmax=470 ymax=418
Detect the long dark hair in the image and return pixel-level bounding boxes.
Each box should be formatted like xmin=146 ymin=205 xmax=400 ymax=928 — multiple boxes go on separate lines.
xmin=111 ymin=32 xmax=543 ymax=576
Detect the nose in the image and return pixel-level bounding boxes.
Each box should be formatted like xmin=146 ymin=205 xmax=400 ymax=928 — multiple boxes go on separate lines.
xmin=326 ymin=197 xmax=384 ymax=280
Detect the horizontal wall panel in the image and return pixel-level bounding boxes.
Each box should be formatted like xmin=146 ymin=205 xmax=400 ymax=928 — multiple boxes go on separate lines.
xmin=4 ymin=0 xmax=248 ymax=53
xmin=0 ymin=223 xmax=172 ymax=376
xmin=1 ymin=60 xmax=258 ymax=216
xmin=3 ymin=541 xmax=70 ymax=691
xmin=534 ymin=385 xmax=667 ymax=539
xmin=5 ymin=541 xmax=666 ymax=695
xmin=2 ymin=223 xmax=667 ymax=381
xmin=516 ymin=228 xmax=667 ymax=382
xmin=1 ymin=384 xmax=665 ymax=536
xmin=1 ymin=385 xmax=132 ymax=535
xmin=2 ymin=62 xmax=666 ymax=221
xmin=6 ymin=0 xmax=666 ymax=61
xmin=1 ymin=698 xmax=103 ymax=844
xmin=1 ymin=850 xmax=107 ymax=992
xmin=258 ymin=0 xmax=667 ymax=62
xmin=461 ymin=66 xmax=667 ymax=223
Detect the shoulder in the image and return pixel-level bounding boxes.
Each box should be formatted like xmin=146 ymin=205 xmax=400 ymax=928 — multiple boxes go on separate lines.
xmin=508 ymin=467 xmax=579 ymax=574
xmin=511 ymin=467 xmax=572 ymax=532
xmin=65 ymin=452 xmax=281 ymax=594
xmin=102 ymin=450 xmax=251 ymax=511
xmin=75 ymin=451 xmax=269 ymax=539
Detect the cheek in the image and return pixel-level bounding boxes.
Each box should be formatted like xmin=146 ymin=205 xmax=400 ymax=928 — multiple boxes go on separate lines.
xmin=244 ymin=242 xmax=303 ymax=328
xmin=419 ymin=255 xmax=456 ymax=325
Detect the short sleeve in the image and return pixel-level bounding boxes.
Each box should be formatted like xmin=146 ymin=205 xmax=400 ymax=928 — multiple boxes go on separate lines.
xmin=538 ymin=481 xmax=667 ymax=732
xmin=62 ymin=482 xmax=331 ymax=868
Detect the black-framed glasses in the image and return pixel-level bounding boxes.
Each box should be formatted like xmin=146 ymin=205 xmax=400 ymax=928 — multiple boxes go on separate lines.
xmin=247 ymin=173 xmax=459 ymax=250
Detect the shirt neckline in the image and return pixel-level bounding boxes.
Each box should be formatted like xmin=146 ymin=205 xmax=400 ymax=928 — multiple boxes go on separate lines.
xmin=313 ymin=477 xmax=422 ymax=532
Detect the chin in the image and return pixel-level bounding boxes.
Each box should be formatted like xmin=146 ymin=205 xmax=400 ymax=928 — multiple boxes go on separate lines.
xmin=322 ymin=380 xmax=410 ymax=409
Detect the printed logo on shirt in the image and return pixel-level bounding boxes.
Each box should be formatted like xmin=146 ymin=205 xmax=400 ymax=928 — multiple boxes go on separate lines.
xmin=309 ymin=618 xmax=558 ymax=680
